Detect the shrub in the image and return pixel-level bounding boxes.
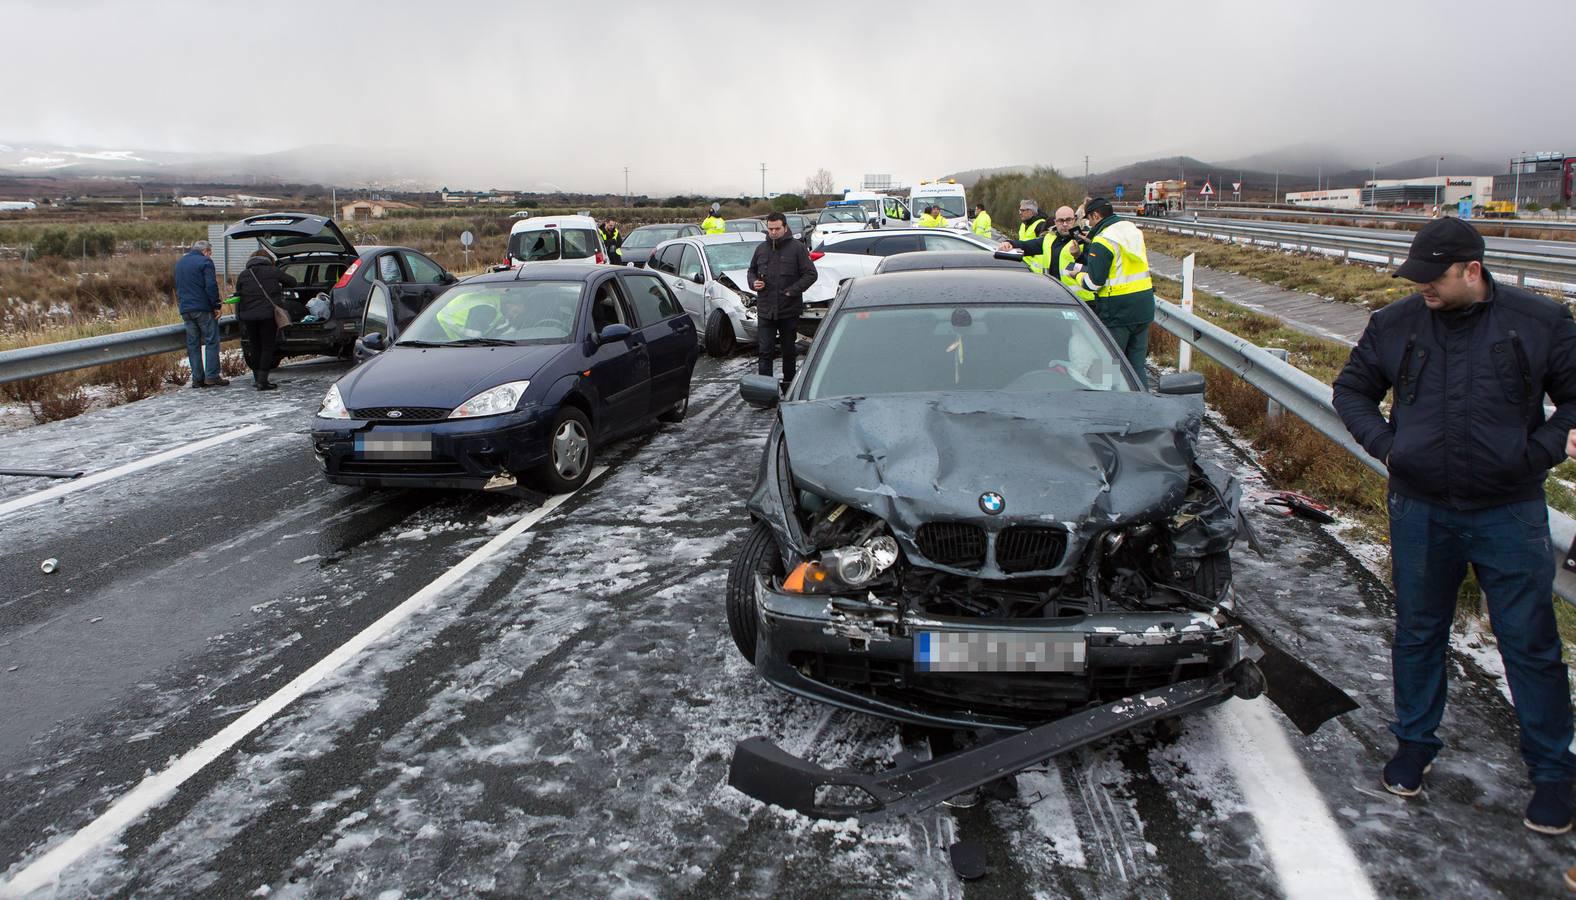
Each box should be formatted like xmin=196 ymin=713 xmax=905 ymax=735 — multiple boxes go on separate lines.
xmin=771 ymin=194 xmax=806 ymax=213
xmin=220 ymin=349 xmax=249 ymax=378
xmin=104 ymin=354 xmax=174 ymax=403
xmin=2 ymin=372 xmax=92 ymax=423
xmin=971 ymin=168 xmax=1084 ymax=236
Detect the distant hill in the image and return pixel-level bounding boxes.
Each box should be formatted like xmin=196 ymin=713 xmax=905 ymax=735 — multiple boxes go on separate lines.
xmin=940 ymin=164 xmax=1038 ymax=188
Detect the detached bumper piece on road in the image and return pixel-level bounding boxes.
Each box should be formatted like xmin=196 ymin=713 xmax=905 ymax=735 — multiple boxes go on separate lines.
xmin=729 ymin=659 xmax=1266 ymax=821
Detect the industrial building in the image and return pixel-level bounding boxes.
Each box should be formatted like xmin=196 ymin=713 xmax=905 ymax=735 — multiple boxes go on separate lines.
xmin=1360 ymin=176 xmax=1494 ymax=211
xmin=1284 ymin=188 xmax=1364 ymax=209
xmin=1490 ymin=153 xmax=1573 ymax=209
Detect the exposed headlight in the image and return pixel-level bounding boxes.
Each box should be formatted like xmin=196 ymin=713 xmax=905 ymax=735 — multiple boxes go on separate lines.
xmin=450 ymin=380 xmax=531 ymax=419
xmin=785 ymin=534 xmax=901 ymax=593
xmin=318 ymin=383 xmax=350 ymax=419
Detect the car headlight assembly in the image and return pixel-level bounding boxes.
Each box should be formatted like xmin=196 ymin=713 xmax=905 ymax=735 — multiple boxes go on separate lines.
xmin=450 ymin=380 xmax=531 ymax=419
xmin=784 ymin=534 xmax=900 ymax=594
xmin=318 ymin=383 xmax=350 ymax=419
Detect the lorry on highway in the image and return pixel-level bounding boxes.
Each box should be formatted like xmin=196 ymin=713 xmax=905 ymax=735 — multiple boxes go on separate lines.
xmin=1140 ymin=180 xmax=1187 ymax=217
xmin=908 ymin=179 xmax=968 ymax=229
xmin=1479 ymin=199 xmax=1517 ymax=218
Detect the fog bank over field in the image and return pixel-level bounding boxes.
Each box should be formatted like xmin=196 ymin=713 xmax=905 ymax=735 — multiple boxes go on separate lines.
xmin=1 ymin=0 xmax=1570 ymax=194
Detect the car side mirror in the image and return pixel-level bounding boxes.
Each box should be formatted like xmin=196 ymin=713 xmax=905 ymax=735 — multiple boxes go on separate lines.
xmin=691 ymin=272 xmax=705 ymax=285
xmin=739 ymin=373 xmax=780 ymax=408
xmin=1157 ymin=372 xmax=1205 ymax=395
xmin=440 ymin=272 xmax=457 ymax=284
xmin=597 ymin=323 xmax=633 ymax=345
xmin=361 ymin=332 xmax=385 ymax=352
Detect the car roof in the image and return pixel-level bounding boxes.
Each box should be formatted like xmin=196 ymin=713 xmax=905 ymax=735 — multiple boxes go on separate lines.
xmin=458 ymin=263 xmax=614 ymax=286
xmin=686 ymin=232 xmax=766 ymax=245
xmin=841 ymin=268 xmax=1081 ymax=309
xmin=873 ymin=251 xmax=1032 ymax=274
xmin=510 ymin=214 xmax=598 ymax=232
xmin=820 ymin=228 xmax=982 ymax=243
xmin=629 ymin=222 xmax=693 ymax=231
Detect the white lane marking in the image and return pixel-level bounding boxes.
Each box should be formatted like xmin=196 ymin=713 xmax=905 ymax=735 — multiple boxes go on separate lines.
xmin=0 ymin=424 xmax=269 ymax=520
xmin=0 ymin=466 xmax=608 ymax=897
xmin=1214 ymin=698 xmax=1377 ymax=900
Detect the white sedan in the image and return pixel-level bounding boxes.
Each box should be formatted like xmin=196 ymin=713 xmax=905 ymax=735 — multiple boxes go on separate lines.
xmin=801 ymin=228 xmax=1001 ymax=327
xmin=644 ymin=232 xmax=764 ymax=357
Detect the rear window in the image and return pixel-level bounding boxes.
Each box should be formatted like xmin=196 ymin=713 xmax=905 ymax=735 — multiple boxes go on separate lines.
xmin=623 ymin=227 xmax=679 ymax=249
xmin=509 ymin=228 xmax=599 ymax=262
xmin=279 ymin=260 xmax=346 ymax=286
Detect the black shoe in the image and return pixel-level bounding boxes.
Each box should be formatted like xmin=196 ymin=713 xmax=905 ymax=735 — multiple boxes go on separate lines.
xmin=255 ymin=382 xmax=278 ymax=392
xmin=208 ymin=377 xmax=231 ymax=387
xmin=1526 ymin=781 xmax=1574 ymax=835
xmin=1382 ymin=741 xmax=1435 ymax=798
xmin=190 ymin=379 xmax=207 ymax=389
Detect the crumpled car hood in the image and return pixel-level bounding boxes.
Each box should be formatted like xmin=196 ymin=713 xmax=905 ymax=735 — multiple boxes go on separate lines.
xmin=778 ymin=391 xmax=1202 ymax=538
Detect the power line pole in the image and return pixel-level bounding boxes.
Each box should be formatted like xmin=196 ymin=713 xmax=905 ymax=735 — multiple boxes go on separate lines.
xmin=624 ymin=166 xmax=630 ymax=205
xmin=760 ymin=162 xmax=767 ymax=199
xmin=1083 ymin=155 xmax=1090 ymax=191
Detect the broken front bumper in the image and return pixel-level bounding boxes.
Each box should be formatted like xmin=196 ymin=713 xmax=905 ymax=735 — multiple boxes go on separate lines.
xmin=752 ymin=575 xmax=1241 ymax=730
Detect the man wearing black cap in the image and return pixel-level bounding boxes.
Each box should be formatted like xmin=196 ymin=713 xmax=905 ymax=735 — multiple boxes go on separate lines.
xmin=1334 ymin=217 xmax=1576 ymax=834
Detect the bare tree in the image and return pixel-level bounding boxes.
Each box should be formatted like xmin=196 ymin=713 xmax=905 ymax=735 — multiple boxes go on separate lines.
xmin=804 ymin=168 xmax=836 ymax=196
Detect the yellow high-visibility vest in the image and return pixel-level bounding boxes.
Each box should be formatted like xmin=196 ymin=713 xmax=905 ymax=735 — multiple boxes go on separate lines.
xmin=702 ymin=216 xmax=726 ymax=235
xmin=1057 ymin=238 xmax=1095 ymax=301
xmin=1018 ymin=218 xmax=1048 ymax=273
xmin=971 ymin=210 xmax=992 ymax=237
xmin=1088 ymin=220 xmax=1154 ymax=298
xmin=918 ymin=212 xmax=946 ymax=228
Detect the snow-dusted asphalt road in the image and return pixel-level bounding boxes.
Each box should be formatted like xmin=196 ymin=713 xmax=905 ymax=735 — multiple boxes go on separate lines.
xmin=0 ymin=354 xmax=1567 ymax=897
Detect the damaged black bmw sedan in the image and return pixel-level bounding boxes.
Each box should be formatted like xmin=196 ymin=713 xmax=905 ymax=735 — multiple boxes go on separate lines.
xmin=728 ymin=269 xmax=1249 ymax=730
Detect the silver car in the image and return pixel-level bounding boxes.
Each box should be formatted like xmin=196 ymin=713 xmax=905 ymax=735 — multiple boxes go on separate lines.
xmin=645 ymin=232 xmax=764 ymax=357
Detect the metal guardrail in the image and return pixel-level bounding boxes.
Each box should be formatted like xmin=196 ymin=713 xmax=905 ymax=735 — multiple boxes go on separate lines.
xmin=1153 ymin=296 xmax=1576 ymax=605
xmin=1151 ymin=204 xmax=1576 ymax=236
xmin=0 ymin=317 xmax=240 ymax=385
xmin=1140 ymin=218 xmax=1576 ymax=293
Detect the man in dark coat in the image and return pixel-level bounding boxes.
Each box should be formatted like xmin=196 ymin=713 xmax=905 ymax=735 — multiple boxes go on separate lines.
xmin=1333 ymin=216 xmax=1576 ymax=834
xmin=234 ymin=250 xmax=298 ymax=391
xmin=747 ymin=212 xmax=817 ymax=393
xmin=174 ymin=240 xmax=227 ymax=387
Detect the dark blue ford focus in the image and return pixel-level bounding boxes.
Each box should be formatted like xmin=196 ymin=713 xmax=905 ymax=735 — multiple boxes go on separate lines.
xmin=312 ymin=264 xmax=696 ymax=493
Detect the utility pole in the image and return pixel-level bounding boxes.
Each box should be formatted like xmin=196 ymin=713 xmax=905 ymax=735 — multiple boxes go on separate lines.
xmin=1434 ymin=155 xmax=1442 ymax=210
xmin=1274 ymin=168 xmax=1279 ymax=203
xmin=1083 ymin=155 xmax=1090 ymax=191
xmin=138 ymin=188 xmax=145 ymax=220
xmin=624 ymin=167 xmax=630 ymax=205
xmin=1513 ymin=151 xmax=1524 ymax=210
xmin=1370 ymin=163 xmax=1377 ymax=209
xmin=760 ymin=162 xmax=767 ymax=199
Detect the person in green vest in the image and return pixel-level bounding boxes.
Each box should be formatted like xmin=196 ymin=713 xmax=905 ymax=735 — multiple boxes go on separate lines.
xmin=998 ymin=205 xmax=1093 ymax=304
xmin=1014 ymin=199 xmax=1050 ymax=272
xmin=971 ymin=202 xmax=993 ymax=238
xmin=918 ymin=205 xmax=947 ymax=228
xmin=599 ymin=219 xmax=622 ymax=265
xmin=1064 ymin=197 xmax=1155 ymax=388
xmin=702 ymin=202 xmax=727 ymax=235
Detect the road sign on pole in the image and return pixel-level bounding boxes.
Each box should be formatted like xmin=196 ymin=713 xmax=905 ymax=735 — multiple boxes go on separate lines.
xmin=1199 ymin=181 xmax=1214 ymax=196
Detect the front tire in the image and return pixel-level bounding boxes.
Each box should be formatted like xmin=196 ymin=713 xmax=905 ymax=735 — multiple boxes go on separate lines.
xmin=726 ymin=521 xmax=783 ymax=663
xmin=532 ymin=407 xmax=594 ymax=493
xmin=657 ymin=392 xmax=688 ymax=423
xmin=704 ymin=308 xmax=737 ymax=357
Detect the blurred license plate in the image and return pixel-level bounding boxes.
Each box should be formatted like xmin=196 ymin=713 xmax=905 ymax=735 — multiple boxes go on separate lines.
xmin=914 ymin=631 xmax=1086 ymax=673
xmin=355 ymin=433 xmax=432 ymax=459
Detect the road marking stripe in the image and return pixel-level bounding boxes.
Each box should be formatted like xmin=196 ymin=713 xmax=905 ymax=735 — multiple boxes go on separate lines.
xmin=0 ymin=466 xmax=608 ymax=897
xmin=1215 ymin=698 xmax=1376 ymax=900
xmin=0 ymin=424 xmax=269 ymax=520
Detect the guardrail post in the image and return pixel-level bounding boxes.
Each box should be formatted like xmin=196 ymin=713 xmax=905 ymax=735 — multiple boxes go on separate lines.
xmin=1263 ymin=348 xmax=1288 ymax=421
xmin=1179 ymin=254 xmax=1195 ymax=372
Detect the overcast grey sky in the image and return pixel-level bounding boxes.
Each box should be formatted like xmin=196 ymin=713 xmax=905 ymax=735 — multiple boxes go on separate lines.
xmin=2 ymin=0 xmax=1571 ymax=194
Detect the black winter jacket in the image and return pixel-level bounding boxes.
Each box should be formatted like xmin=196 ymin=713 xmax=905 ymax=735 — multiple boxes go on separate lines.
xmin=235 ymin=257 xmax=299 ymax=323
xmin=1333 ymin=273 xmax=1576 ymax=510
xmin=747 ymin=235 xmax=817 ymax=319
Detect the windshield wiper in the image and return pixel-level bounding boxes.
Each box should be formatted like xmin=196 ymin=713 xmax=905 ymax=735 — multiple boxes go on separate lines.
xmin=395 ymin=340 xmax=448 ymax=348
xmin=446 ymin=337 xmax=519 ymax=346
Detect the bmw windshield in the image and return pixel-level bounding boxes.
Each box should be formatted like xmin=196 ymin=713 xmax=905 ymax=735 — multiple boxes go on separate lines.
xmin=805 ymin=304 xmax=1132 ymax=399
xmin=399 ymin=282 xmax=583 ymax=346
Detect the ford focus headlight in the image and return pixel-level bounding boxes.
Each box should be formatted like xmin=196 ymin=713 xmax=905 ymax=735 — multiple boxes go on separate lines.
xmin=450 ymin=380 xmax=531 ymax=419
xmin=318 ymin=383 xmax=350 ymax=419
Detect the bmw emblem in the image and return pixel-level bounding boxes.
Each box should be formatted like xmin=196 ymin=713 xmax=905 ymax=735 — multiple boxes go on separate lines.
xmin=979 ymin=492 xmax=1005 ymax=515
xmin=388 ymin=409 xmax=403 ymax=418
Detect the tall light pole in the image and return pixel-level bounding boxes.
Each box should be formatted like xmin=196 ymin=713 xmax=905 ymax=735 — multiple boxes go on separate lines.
xmin=760 ymin=162 xmax=767 ymax=200
xmin=623 ymin=166 xmax=629 ymax=206
xmin=1084 ymin=155 xmax=1091 ymax=192
xmin=1434 ymin=155 xmax=1442 ymax=210
xmin=1370 ymin=163 xmax=1378 ymax=209
xmin=1513 ymin=152 xmax=1524 ymax=210
xmin=1273 ymin=168 xmax=1279 ymax=203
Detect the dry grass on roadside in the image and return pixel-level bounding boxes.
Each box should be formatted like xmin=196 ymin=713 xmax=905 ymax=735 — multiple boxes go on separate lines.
xmin=1 ymin=371 xmax=91 ymax=423
xmin=1146 ymin=230 xmax=1416 ymax=310
xmin=104 ymin=353 xmax=184 ymax=403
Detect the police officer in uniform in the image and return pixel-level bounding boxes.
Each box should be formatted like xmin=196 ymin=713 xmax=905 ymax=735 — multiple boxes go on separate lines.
xmin=702 ymin=203 xmax=726 ymax=235
xmin=1065 ymin=197 xmax=1154 ymax=387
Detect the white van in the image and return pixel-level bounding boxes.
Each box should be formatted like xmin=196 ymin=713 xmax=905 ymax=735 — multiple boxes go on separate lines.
xmin=839 ymin=191 xmax=911 ymax=228
xmin=909 ymin=180 xmax=969 ymax=228
xmin=506 ymin=215 xmax=608 ymax=268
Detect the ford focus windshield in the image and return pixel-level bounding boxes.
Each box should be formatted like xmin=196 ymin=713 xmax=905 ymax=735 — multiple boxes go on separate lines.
xmin=805 ymin=305 xmax=1133 ymax=399
xmin=400 ymin=282 xmax=582 ymax=345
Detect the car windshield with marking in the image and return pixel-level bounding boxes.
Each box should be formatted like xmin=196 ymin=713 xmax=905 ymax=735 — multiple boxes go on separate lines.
xmin=805 ymin=304 xmax=1132 ymax=399
xmin=703 ymin=242 xmax=758 ymax=274
xmin=398 ymin=281 xmax=583 ymax=345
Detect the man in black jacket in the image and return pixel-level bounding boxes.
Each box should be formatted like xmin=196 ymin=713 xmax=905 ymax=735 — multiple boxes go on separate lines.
xmin=747 ymin=212 xmax=817 ymax=393
xmin=1333 ymin=217 xmax=1576 ymax=834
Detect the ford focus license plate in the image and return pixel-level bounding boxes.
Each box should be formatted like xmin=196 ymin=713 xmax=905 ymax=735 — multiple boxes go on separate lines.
xmin=914 ymin=631 xmax=1086 ymax=673
xmin=355 ymin=433 xmax=432 ymax=459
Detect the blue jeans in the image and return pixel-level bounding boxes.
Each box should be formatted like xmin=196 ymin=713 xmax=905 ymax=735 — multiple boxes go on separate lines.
xmin=182 ymin=309 xmax=221 ymax=382
xmin=1388 ymin=490 xmax=1576 ymax=783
